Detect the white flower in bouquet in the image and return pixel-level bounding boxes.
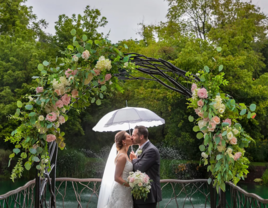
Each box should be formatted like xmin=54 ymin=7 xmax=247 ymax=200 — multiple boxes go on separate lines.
xmin=128 ymin=170 xmax=152 ymax=201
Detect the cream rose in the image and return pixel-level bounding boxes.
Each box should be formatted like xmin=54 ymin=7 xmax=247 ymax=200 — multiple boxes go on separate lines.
xmin=227 ymin=132 xmax=233 ymax=140
xmin=82 ymin=50 xmax=90 ymax=60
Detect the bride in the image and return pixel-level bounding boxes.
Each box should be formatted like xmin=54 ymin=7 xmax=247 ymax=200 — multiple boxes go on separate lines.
xmin=97 ymin=131 xmax=134 ymax=208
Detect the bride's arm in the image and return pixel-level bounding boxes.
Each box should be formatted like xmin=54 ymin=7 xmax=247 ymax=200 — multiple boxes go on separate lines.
xmin=114 ymin=155 xmax=130 ymax=187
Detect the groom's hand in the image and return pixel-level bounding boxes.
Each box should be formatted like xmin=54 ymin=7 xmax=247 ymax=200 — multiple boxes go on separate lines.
xmin=130 ymin=151 xmax=137 ymax=161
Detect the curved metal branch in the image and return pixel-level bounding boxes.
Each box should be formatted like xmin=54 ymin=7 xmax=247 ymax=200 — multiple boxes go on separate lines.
xmin=116 ymin=53 xmax=200 ymax=97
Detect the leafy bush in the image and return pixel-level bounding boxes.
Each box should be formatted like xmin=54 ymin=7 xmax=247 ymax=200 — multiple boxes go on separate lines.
xmin=57 ymin=149 xmax=103 ymax=178
xmin=0 ymin=149 xmax=12 ymax=178
xmin=262 ymin=169 xmax=268 ymax=185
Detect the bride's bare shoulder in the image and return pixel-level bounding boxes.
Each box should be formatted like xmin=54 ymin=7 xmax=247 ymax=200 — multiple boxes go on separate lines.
xmin=115 ymin=153 xmax=127 ymax=164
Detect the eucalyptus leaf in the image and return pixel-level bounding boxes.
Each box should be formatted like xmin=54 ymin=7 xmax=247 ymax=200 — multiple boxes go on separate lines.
xmin=204 ymin=66 xmax=209 ymax=73
xmin=240 ymin=109 xmax=246 ymax=116
xmin=43 ymin=61 xmax=49 ymax=66
xmin=70 ymin=29 xmax=76 ymax=36
xmin=219 ymin=65 xmax=223 ymax=71
xmin=28 ymin=112 xmax=36 ymax=117
xmin=193 ymin=126 xmax=200 ymax=132
xmin=29 ymin=148 xmax=36 ymax=154
xmin=33 ymin=156 xmax=40 ymax=162
xmin=25 ymin=105 xmax=33 ymax=110
xmin=217 ymin=47 xmax=222 ymax=52
xmin=200 ymin=75 xmax=206 ymax=82
xmin=82 ymin=34 xmax=88 ymax=41
xmin=13 ymin=148 xmax=20 ymax=154
xmin=38 ymin=64 xmax=44 ymax=71
xmin=25 ymin=162 xmax=32 ymax=170
xmin=101 ymin=85 xmax=107 ymax=91
xmin=216 ymin=154 xmax=223 ymax=160
xmin=17 ymin=101 xmax=22 ymax=108
xmin=250 ymin=104 xmax=256 ymax=111
xmin=199 ymin=145 xmax=206 ymax=151
xmin=96 ymin=99 xmax=101 ymax=106
xmin=188 ymin=116 xmax=194 ymax=122
xmin=197 ymin=132 xmax=204 ymax=139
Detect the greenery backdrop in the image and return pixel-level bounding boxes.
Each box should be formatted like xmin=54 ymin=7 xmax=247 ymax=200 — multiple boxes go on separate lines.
xmin=1 ymin=0 xmax=268 ymax=179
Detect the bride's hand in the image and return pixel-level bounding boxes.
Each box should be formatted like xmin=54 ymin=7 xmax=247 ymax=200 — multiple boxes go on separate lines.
xmin=130 ymin=151 xmax=137 ymax=161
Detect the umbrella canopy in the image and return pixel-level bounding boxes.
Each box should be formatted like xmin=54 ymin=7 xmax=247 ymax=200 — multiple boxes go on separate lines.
xmin=93 ymin=107 xmax=165 ymax=132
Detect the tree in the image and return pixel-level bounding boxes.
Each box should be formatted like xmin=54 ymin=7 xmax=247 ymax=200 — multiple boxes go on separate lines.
xmin=54 ymin=6 xmax=108 ymax=51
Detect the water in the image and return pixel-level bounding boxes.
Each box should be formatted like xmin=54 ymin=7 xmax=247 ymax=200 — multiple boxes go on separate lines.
xmin=1 ymin=179 xmax=268 ymax=207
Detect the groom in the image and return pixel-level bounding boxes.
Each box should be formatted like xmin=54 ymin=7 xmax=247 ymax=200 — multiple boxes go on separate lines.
xmin=130 ymin=125 xmax=162 ymax=208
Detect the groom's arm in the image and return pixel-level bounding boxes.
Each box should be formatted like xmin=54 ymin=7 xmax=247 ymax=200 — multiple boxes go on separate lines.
xmin=132 ymin=148 xmax=157 ymax=172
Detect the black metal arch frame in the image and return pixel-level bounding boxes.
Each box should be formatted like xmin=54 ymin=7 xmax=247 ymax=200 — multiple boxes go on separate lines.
xmin=36 ymin=54 xmax=198 ymax=207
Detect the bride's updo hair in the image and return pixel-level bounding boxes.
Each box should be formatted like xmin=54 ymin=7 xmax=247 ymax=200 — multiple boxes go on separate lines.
xmin=115 ymin=131 xmax=127 ymax=151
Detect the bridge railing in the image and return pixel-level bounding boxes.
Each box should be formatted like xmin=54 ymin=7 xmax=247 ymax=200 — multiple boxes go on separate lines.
xmin=1 ymin=178 xmax=268 ymax=208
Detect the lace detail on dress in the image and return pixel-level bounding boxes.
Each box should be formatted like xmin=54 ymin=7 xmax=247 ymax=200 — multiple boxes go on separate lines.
xmin=105 ymin=159 xmax=133 ymax=208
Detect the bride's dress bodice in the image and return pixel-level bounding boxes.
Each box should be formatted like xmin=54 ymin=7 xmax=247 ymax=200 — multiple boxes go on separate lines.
xmin=106 ymin=158 xmax=133 ymax=208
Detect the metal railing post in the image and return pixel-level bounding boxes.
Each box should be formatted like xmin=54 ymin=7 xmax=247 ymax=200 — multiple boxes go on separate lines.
xmin=210 ymin=183 xmax=216 ymax=208
xmin=35 ymin=164 xmax=40 ymax=208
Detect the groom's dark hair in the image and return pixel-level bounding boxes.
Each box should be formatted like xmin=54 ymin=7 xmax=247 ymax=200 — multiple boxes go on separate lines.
xmin=135 ymin=126 xmax=148 ymax=140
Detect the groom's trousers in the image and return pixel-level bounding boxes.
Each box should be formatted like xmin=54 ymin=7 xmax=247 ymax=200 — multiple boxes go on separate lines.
xmin=134 ymin=202 xmax=157 ymax=208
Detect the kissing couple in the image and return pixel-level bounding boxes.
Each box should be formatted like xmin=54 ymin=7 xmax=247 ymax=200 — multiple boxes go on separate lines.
xmin=98 ymin=125 xmax=162 ymax=208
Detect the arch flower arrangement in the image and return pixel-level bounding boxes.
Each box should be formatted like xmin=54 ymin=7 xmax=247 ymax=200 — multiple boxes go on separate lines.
xmin=186 ymin=48 xmax=256 ymax=191
xmin=5 ymin=29 xmax=134 ymax=181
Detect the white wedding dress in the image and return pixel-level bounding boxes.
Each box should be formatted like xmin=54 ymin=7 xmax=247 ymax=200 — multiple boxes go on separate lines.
xmin=105 ymin=158 xmax=133 ymax=208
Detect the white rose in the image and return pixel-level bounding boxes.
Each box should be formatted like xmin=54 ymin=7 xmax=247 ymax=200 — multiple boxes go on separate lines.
xmin=226 ymin=147 xmax=233 ymax=155
xmin=198 ymin=120 xmax=207 ymax=130
xmin=233 ymin=129 xmax=239 ymax=135
xmin=124 ymin=62 xmax=129 ymax=68
xmin=95 ymin=56 xmax=112 ymax=71
xmin=201 ymin=152 xmax=208 ymax=158
xmin=61 ymin=108 xmax=66 ymax=113
xmin=38 ymin=115 xmax=44 ymax=121
xmin=28 ymin=96 xmax=34 ymax=101
xmin=215 ymin=95 xmax=222 ymax=102
xmin=227 ymin=132 xmax=233 ymax=140
xmin=73 ymin=55 xmax=79 ymax=62
xmin=55 ymin=122 xmax=60 ymax=128
xmin=218 ymin=108 xmax=225 ymax=114
xmin=220 ymin=104 xmax=226 ymax=110
xmin=196 ymin=73 xmax=200 ymax=76
xmin=82 ymin=50 xmax=90 ymax=60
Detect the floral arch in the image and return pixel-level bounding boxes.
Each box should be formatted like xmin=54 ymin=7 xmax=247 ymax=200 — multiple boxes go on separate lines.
xmin=6 ymin=29 xmax=256 ymax=194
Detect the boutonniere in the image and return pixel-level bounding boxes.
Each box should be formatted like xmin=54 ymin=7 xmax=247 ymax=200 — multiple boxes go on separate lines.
xmin=137 ymin=149 xmax=142 ymax=156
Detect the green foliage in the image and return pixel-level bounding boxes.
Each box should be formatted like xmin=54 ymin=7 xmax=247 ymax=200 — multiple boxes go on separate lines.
xmin=262 ymin=169 xmax=268 ymax=186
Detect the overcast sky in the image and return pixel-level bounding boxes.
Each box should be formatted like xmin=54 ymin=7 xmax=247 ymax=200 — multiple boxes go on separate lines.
xmin=25 ymin=0 xmax=268 ymax=43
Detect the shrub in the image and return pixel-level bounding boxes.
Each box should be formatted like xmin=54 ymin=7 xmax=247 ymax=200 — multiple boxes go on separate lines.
xmin=262 ymin=169 xmax=268 ymax=185
xmin=0 ymin=149 xmax=12 ymax=178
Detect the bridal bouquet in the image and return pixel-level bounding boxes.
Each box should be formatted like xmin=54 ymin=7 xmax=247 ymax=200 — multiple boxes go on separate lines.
xmin=127 ymin=170 xmax=152 ymax=201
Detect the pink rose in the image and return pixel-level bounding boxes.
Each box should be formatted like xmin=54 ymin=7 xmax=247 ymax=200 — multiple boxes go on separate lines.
xmin=212 ymin=116 xmax=220 ymax=124
xmin=65 ymin=69 xmax=72 ymax=78
xmin=208 ymin=121 xmax=216 ymax=132
xmin=143 ymin=176 xmax=149 ymax=184
xmin=71 ymin=89 xmax=79 ymax=98
xmin=65 ymin=69 xmax=77 ymax=78
xmin=61 ymin=94 xmax=71 ymax=106
xmin=82 ymin=50 xmax=90 ymax=60
xmin=230 ymin=137 xmax=237 ymax=145
xmin=36 ymin=87 xmax=43 ymax=93
xmin=203 ymin=117 xmax=210 ymax=122
xmin=197 ymin=111 xmax=204 ymax=118
xmin=93 ymin=69 xmax=100 ymax=76
xmin=105 ymin=74 xmax=112 ymax=81
xmin=197 ymin=100 xmax=204 ymax=107
xmin=55 ymin=100 xmax=64 ymax=108
xmin=191 ymin=83 xmax=197 ymax=92
xmin=72 ymin=70 xmax=78 ymax=76
xmin=197 ymin=88 xmax=208 ymax=99
xmin=46 ymin=134 xmax=56 ymax=142
xmin=58 ymin=115 xmax=65 ymax=124
xmin=194 ymin=108 xmax=200 ymax=114
xmin=234 ymin=152 xmax=242 ymax=161
xmin=46 ymin=112 xmax=57 ymax=122
xmin=129 ymin=177 xmax=135 ymax=183
xmin=98 ymin=79 xmax=106 ymax=85
xmin=54 ymin=89 xmax=61 ymax=96
xmin=138 ymin=182 xmax=142 ymax=187
xmin=223 ymin=118 xmax=232 ymax=126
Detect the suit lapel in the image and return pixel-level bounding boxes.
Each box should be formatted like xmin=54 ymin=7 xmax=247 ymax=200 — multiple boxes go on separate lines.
xmin=138 ymin=141 xmax=150 ymax=158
